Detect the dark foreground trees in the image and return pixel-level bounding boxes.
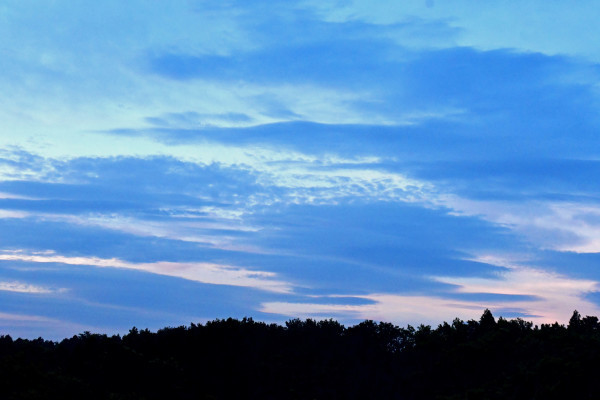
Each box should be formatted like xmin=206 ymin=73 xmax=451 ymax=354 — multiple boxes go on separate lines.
xmin=0 ymin=310 xmax=599 ymax=399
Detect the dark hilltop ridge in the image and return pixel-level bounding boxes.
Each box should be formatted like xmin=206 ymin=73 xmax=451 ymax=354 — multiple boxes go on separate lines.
xmin=1 ymin=310 xmax=599 ymax=399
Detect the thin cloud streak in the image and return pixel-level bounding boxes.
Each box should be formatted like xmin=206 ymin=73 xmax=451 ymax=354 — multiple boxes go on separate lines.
xmin=0 ymin=281 xmax=64 ymax=294
xmin=0 ymin=251 xmax=294 ymax=294
xmin=0 ymin=210 xmax=28 ymax=218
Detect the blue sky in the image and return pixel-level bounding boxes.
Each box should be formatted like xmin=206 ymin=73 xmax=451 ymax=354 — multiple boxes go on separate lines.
xmin=2 ymin=0 xmax=600 ymax=338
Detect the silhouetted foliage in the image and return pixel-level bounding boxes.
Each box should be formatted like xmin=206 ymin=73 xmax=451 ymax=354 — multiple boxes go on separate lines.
xmin=1 ymin=310 xmax=600 ymax=399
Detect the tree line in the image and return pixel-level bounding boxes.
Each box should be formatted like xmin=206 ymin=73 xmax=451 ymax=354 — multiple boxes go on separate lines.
xmin=0 ymin=310 xmax=599 ymax=399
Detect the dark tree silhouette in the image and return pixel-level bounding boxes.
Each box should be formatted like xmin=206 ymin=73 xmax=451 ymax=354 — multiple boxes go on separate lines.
xmin=479 ymin=308 xmax=496 ymax=331
xmin=568 ymin=309 xmax=582 ymax=331
xmin=0 ymin=310 xmax=598 ymax=399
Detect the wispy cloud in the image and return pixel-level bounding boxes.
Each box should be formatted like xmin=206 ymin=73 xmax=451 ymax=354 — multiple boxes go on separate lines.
xmin=0 ymin=251 xmax=294 ymax=294
xmin=0 ymin=281 xmax=64 ymax=294
xmin=0 ymin=210 xmax=28 ymax=219
xmin=438 ymin=196 xmax=600 ymax=253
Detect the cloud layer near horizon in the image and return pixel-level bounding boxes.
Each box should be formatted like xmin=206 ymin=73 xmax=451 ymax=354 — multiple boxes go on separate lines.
xmin=2 ymin=0 xmax=600 ymax=338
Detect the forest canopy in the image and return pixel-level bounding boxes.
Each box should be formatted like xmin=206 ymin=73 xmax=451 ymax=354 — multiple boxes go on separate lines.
xmin=1 ymin=310 xmax=598 ymax=399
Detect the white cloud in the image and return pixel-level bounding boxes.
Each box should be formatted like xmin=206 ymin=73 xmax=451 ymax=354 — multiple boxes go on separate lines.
xmin=0 ymin=192 xmax=35 ymax=200
xmin=0 ymin=250 xmax=294 ymax=294
xmin=0 ymin=281 xmax=65 ymax=294
xmin=55 ymin=213 xmax=262 ymax=252
xmin=254 ymin=161 xmax=432 ymax=205
xmin=0 ymin=210 xmax=28 ymax=219
xmin=437 ymin=195 xmax=600 ymax=253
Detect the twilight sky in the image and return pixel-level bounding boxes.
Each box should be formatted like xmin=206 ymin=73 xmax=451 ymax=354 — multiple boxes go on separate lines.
xmin=2 ymin=0 xmax=600 ymax=339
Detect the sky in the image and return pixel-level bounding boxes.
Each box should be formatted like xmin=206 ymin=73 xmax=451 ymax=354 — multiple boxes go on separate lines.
xmin=2 ymin=0 xmax=600 ymax=339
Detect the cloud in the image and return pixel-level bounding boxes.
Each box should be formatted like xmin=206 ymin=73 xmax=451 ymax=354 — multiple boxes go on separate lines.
xmin=0 ymin=150 xmax=434 ymax=224
xmin=0 ymin=155 xmax=260 ymax=215
xmin=261 ymin=262 xmax=600 ymax=326
xmin=111 ymin=47 xmax=600 ymax=166
xmin=2 ymin=147 xmax=600 ymax=301
xmin=145 ymin=111 xmax=254 ymax=128
xmin=0 ymin=147 xmax=54 ymax=181
xmin=436 ymin=196 xmax=600 ymax=253
xmin=0 ymin=210 xmax=28 ymax=219
xmin=0 ymin=254 xmax=292 ymax=338
xmin=0 ymin=251 xmax=294 ymax=294
xmin=0 ymin=281 xmax=64 ymax=294
xmin=4 ymin=2 xmax=600 ymax=165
